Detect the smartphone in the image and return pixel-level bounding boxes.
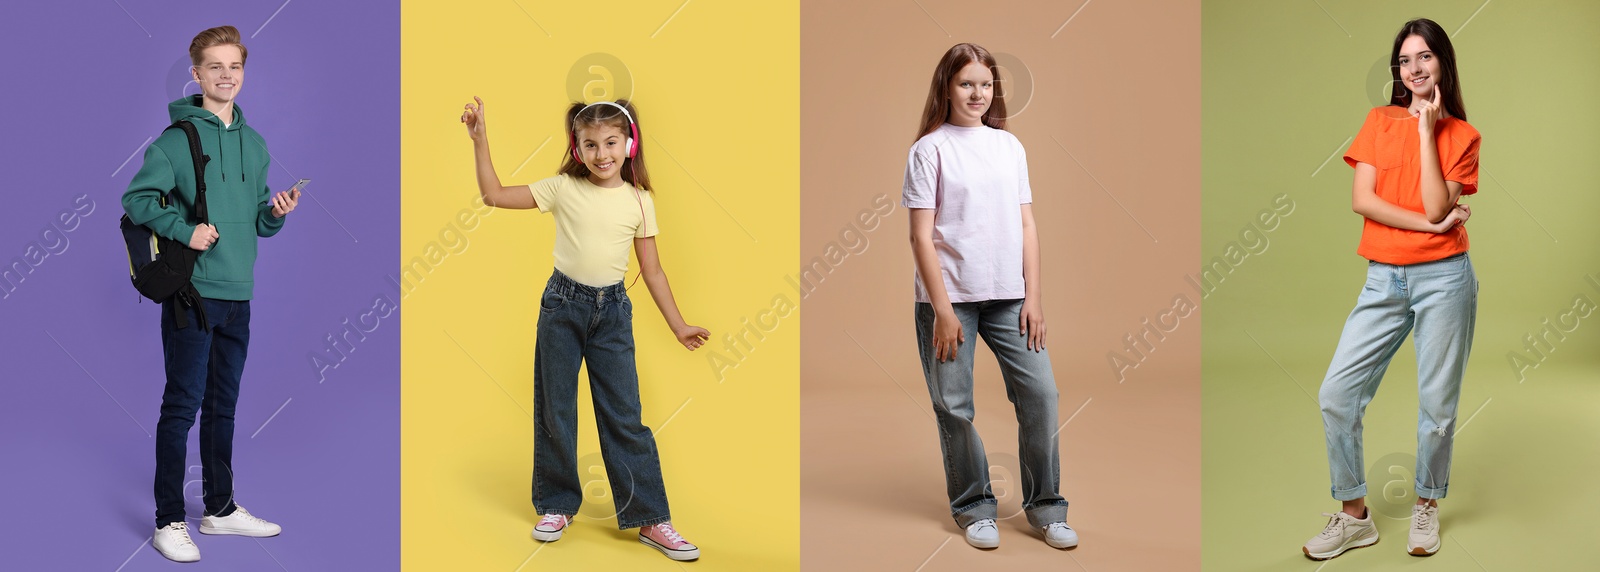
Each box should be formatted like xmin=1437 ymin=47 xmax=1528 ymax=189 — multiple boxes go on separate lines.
xmin=292 ymin=178 xmax=311 ymax=192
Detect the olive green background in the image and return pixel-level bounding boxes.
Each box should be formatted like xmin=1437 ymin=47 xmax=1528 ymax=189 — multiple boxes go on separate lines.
xmin=1202 ymin=1 xmax=1600 ymax=570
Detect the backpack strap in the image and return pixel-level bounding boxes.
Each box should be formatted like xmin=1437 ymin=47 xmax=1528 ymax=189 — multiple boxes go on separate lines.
xmin=167 ymin=120 xmax=210 ymax=225
xmin=170 ymin=285 xmax=210 ymax=333
xmin=165 ymin=119 xmax=211 ymax=332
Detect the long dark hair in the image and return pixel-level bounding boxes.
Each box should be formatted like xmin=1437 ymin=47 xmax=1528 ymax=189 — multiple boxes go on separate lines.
xmin=559 ymin=99 xmax=653 ymax=191
xmin=1388 ymin=18 xmax=1467 ymax=121
xmin=916 ymin=43 xmax=1008 ymax=141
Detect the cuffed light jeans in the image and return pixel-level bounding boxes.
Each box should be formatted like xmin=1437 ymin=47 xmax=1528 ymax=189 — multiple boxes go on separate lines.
xmin=1319 ymin=252 xmax=1478 ymax=501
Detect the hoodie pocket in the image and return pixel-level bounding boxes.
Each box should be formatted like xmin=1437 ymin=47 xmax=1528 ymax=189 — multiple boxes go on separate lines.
xmin=192 ymin=221 xmax=258 ymax=285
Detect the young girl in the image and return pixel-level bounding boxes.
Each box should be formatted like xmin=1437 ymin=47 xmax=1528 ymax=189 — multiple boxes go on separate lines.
xmin=459 ymin=96 xmax=709 ymax=562
xmin=1302 ymin=18 xmax=1480 ymax=561
xmin=903 ymin=43 xmax=1075 ymax=551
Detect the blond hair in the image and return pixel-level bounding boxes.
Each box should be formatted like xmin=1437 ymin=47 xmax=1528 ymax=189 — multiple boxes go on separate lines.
xmin=189 ymin=25 xmax=247 ymax=66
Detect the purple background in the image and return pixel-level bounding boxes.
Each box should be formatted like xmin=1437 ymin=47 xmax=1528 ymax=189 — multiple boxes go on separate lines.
xmin=0 ymin=1 xmax=398 ymax=570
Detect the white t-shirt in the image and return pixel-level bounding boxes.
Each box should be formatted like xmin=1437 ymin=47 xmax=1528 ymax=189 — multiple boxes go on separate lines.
xmin=529 ymin=174 xmax=658 ymax=287
xmin=901 ymin=123 xmax=1032 ymax=304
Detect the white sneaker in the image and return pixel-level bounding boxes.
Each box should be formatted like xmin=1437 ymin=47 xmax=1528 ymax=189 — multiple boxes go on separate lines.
xmin=198 ymin=506 xmax=281 ymax=537
xmin=1408 ymin=503 xmax=1440 ymax=556
xmin=532 ymin=514 xmax=571 ymax=542
xmin=964 ymin=518 xmax=999 ymax=549
xmin=1041 ymin=522 xmax=1079 ymax=549
xmin=153 ymin=522 xmax=200 ymax=563
xmin=1302 ymin=509 xmax=1378 ymax=560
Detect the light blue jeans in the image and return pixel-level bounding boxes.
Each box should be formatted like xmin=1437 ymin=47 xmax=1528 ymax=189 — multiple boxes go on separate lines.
xmin=1319 ymin=252 xmax=1478 ymax=501
xmin=915 ymin=299 xmax=1069 ymax=529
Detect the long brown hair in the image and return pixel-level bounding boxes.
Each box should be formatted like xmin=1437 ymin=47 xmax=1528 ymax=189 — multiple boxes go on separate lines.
xmin=559 ymin=99 xmax=653 ymax=191
xmin=915 ymin=43 xmax=1008 ymax=141
xmin=1388 ymin=18 xmax=1467 ymax=121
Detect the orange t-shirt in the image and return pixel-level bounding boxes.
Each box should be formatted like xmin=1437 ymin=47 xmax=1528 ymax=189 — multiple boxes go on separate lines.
xmin=1342 ymin=105 xmax=1481 ymax=265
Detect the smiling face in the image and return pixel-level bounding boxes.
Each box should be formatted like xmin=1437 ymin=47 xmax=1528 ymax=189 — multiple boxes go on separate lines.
xmin=191 ymin=44 xmax=244 ymax=106
xmin=946 ymin=61 xmax=994 ymax=127
xmin=574 ymin=122 xmax=629 ymax=187
xmin=1396 ymin=34 xmax=1440 ymax=101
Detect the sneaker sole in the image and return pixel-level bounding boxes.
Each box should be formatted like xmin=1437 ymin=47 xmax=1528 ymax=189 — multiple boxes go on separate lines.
xmin=1303 ymin=533 xmax=1378 ymax=561
xmin=154 ymin=548 xmax=200 ymax=563
xmin=965 ymin=535 xmax=1000 ymax=549
xmin=1408 ymin=538 xmax=1440 ymax=556
xmin=1046 ymin=537 xmax=1079 ymax=549
xmin=197 ymin=525 xmax=279 ymax=538
xmin=639 ymin=535 xmax=700 ymax=561
xmin=531 ymin=528 xmax=565 ymax=542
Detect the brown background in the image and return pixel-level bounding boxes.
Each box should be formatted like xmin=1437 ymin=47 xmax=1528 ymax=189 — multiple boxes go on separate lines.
xmin=800 ymin=0 xmax=1200 ymax=569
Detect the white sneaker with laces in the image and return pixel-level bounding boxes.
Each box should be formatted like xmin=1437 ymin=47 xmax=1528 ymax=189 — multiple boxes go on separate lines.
xmin=1408 ymin=503 xmax=1440 ymax=556
xmin=153 ymin=522 xmax=201 ymax=563
xmin=1302 ymin=509 xmax=1378 ymax=560
xmin=1041 ymin=522 xmax=1079 ymax=549
xmin=199 ymin=506 xmax=281 ymax=537
xmin=532 ymin=513 xmax=571 ymax=542
xmin=964 ymin=518 xmax=999 ymax=549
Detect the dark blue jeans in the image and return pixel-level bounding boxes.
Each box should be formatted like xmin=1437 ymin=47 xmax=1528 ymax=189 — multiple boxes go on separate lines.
xmin=154 ymin=298 xmax=249 ymax=528
xmin=532 ymin=270 xmax=671 ymax=530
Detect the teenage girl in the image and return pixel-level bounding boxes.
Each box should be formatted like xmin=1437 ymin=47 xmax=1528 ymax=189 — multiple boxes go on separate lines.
xmin=460 ymin=96 xmax=710 ymax=562
xmin=1302 ymin=18 xmax=1480 ymax=561
xmin=903 ymin=43 xmax=1077 ymax=551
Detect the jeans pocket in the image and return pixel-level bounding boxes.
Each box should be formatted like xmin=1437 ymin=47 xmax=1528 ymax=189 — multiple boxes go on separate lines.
xmin=1362 ymin=268 xmax=1384 ymax=293
xmin=540 ymin=289 xmax=565 ymax=311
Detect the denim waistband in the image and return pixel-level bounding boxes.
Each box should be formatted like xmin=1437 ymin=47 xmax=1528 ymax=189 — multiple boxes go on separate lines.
xmin=1369 ymin=251 xmax=1468 ymax=269
xmin=545 ymin=269 xmax=626 ymax=303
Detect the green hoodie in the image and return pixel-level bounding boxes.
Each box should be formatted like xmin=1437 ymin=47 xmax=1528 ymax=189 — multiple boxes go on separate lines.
xmin=122 ymin=95 xmax=286 ymax=301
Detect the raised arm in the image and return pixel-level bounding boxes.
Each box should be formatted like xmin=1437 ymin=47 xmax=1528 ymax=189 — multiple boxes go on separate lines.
xmin=461 ymin=96 xmax=536 ymax=209
xmin=1414 ymin=86 xmax=1463 ymax=222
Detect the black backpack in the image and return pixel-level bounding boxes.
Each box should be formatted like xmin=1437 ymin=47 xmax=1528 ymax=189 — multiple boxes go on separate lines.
xmin=119 ymin=119 xmax=211 ymax=330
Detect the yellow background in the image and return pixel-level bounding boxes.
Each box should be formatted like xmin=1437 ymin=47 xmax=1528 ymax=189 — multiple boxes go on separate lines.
xmin=400 ymin=1 xmax=799 ymax=569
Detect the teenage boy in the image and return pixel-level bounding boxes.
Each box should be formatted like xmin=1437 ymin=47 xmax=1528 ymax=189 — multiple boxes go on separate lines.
xmin=121 ymin=25 xmax=300 ymax=563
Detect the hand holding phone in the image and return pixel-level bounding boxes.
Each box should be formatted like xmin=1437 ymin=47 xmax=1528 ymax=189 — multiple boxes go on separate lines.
xmin=272 ymin=179 xmax=306 ymax=218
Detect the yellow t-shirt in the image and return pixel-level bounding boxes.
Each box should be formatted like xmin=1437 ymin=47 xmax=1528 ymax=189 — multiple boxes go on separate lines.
xmin=529 ymin=174 xmax=658 ymax=287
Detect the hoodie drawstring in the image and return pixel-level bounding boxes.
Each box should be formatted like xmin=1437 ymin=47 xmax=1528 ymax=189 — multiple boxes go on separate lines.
xmin=212 ymin=120 xmax=245 ymax=182
xmin=218 ymin=128 xmax=225 ymax=182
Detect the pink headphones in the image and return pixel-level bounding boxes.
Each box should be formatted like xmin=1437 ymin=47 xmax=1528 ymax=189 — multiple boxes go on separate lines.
xmin=569 ymin=101 xmax=639 ymax=163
